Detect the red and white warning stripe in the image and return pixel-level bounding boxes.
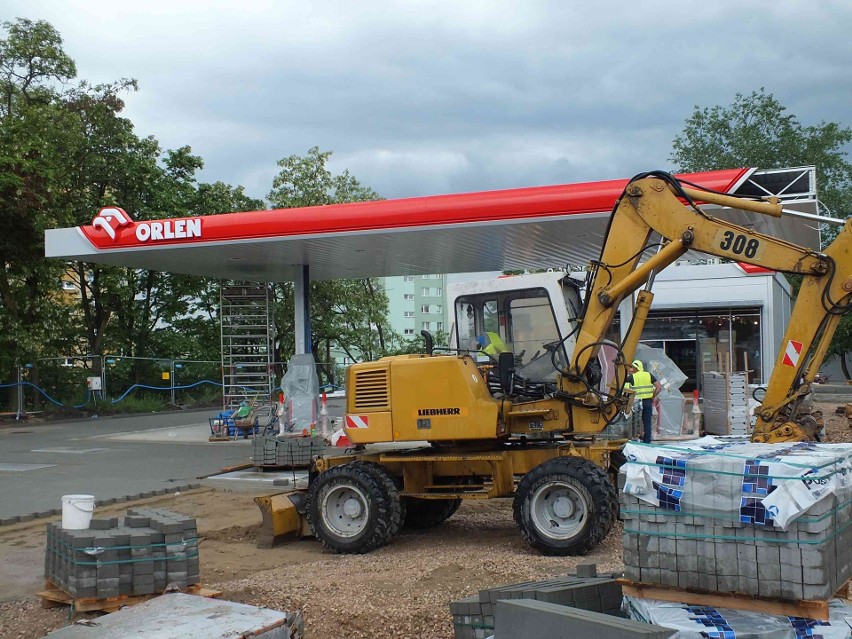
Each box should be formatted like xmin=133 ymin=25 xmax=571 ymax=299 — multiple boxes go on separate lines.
xmin=345 ymin=414 xmax=369 ymax=429
xmin=782 ymin=339 xmax=803 ymax=368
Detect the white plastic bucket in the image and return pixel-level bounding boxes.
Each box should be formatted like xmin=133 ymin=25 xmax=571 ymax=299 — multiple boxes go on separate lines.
xmin=61 ymin=494 xmax=95 ymax=530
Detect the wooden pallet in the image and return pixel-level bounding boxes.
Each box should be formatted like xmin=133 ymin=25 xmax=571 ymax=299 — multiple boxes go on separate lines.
xmin=619 ymin=578 xmax=851 ymax=621
xmin=38 ymin=580 xmax=222 ymax=613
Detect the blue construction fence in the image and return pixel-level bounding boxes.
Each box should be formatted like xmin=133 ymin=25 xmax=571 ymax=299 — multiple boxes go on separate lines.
xmin=1 ymin=356 xmax=345 ymax=417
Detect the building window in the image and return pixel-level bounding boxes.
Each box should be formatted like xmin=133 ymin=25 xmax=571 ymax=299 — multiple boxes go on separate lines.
xmin=404 ymin=294 xmax=414 ymax=300
xmin=436 ymin=322 xmax=443 ymax=331
xmin=403 ymin=276 xmax=414 ymax=282
xmin=422 ymin=274 xmax=442 ymax=280
xmin=422 ymin=321 xmax=431 ymax=330
xmin=404 ymin=328 xmax=414 ymax=336
xmin=403 ymin=311 xmax=414 ymax=318
xmin=61 ymin=281 xmax=77 ymax=291
xmin=421 ymin=304 xmax=443 ymax=314
xmin=421 ymin=287 xmax=443 ymax=297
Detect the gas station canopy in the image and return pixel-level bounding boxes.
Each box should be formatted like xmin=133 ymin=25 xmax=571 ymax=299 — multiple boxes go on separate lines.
xmin=45 ymin=167 xmax=821 ymax=282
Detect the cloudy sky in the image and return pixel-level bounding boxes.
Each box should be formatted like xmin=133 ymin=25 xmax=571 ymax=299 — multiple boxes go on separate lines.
xmin=4 ymin=1 xmax=851 ymax=203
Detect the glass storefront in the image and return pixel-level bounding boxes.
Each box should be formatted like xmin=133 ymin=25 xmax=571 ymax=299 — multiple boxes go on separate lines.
xmin=608 ymin=307 xmax=762 ymax=392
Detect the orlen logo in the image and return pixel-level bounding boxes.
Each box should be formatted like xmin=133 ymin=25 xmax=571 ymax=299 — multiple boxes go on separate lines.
xmin=134 ymin=218 xmax=202 ymax=242
xmin=91 ymin=207 xmax=133 ymax=241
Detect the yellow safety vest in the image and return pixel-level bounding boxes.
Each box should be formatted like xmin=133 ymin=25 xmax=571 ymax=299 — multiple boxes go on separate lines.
xmin=629 ymin=370 xmax=655 ymax=399
xmin=481 ymin=332 xmax=508 ymax=357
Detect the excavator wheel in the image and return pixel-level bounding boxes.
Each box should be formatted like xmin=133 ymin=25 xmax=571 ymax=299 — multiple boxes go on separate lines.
xmin=513 ymin=456 xmax=616 ymax=556
xmin=306 ymin=461 xmax=404 ymax=554
xmin=403 ymin=498 xmax=462 ymax=529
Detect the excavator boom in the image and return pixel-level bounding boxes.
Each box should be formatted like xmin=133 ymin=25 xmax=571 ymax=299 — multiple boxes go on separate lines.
xmin=570 ymin=172 xmax=852 ymax=442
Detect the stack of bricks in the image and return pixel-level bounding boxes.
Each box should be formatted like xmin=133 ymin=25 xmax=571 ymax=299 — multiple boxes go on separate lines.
xmin=450 ymin=568 xmax=623 ymax=639
xmin=45 ymin=507 xmax=200 ymax=600
xmin=620 ymin=467 xmax=852 ymax=602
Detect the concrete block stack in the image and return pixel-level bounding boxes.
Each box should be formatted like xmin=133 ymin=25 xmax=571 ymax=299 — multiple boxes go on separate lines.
xmin=253 ymin=434 xmax=324 ymax=468
xmin=450 ymin=572 xmax=623 ymax=639
xmin=620 ymin=439 xmax=852 ymax=602
xmin=45 ymin=507 xmax=200 ymax=599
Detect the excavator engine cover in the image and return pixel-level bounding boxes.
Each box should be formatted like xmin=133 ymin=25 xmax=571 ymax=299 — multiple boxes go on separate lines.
xmin=345 ymin=354 xmax=500 ymax=444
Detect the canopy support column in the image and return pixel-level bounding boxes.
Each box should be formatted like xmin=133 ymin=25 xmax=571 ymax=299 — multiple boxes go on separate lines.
xmin=294 ymin=265 xmax=311 ymax=355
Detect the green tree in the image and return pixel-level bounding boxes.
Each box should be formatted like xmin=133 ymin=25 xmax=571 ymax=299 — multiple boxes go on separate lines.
xmin=0 ymin=17 xmax=266 ymax=410
xmin=266 ymin=147 xmax=393 ymax=377
xmin=670 ymin=88 xmax=852 ymax=377
xmin=0 ymin=18 xmax=80 ymax=400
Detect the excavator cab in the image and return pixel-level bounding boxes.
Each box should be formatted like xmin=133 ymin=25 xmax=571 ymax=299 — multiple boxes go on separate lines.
xmin=449 ymin=272 xmax=582 ymax=382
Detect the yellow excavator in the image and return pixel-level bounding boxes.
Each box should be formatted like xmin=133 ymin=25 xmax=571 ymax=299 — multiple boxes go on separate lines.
xmin=257 ymin=171 xmax=852 ymax=556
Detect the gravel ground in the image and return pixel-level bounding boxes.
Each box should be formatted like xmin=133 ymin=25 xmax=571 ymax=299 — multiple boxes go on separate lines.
xmin=1 ymin=403 xmax=849 ymax=638
xmin=214 ymin=501 xmax=624 ymax=639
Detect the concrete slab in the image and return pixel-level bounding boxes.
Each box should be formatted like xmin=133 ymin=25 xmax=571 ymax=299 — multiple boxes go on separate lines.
xmin=495 ymin=600 xmax=676 ymax=638
xmin=45 ymin=592 xmax=303 ymax=638
xmin=88 ymin=422 xmax=252 ymax=445
xmin=202 ymin=469 xmax=309 ymax=492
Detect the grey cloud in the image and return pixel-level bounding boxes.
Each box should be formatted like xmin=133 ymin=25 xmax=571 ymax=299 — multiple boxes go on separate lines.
xmin=4 ymin=0 xmax=851 ymax=204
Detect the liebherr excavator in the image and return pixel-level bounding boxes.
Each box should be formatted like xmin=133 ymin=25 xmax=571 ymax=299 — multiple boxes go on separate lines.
xmin=258 ymin=171 xmax=852 ymax=557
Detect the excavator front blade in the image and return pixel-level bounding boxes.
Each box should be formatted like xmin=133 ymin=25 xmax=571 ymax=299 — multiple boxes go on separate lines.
xmin=254 ymin=492 xmax=311 ymax=548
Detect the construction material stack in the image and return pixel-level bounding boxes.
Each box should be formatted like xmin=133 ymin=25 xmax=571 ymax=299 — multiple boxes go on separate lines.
xmin=450 ymin=567 xmax=629 ymax=639
xmin=620 ymin=437 xmax=852 ymax=604
xmin=45 ymin=507 xmax=200 ymax=599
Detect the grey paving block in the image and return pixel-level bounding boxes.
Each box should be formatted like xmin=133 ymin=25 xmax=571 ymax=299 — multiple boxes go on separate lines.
xmin=576 ymin=563 xmax=597 ymax=578
xmin=781 ymin=580 xmax=804 ymax=601
xmin=716 ymin=575 xmax=738 ymax=592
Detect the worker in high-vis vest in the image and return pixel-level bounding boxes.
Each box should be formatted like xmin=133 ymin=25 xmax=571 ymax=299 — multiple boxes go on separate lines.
xmin=477 ymin=331 xmax=509 ymax=360
xmin=626 ymin=359 xmax=662 ymax=444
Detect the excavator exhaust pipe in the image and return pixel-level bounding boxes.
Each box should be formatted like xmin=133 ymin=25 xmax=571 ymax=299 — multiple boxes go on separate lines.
xmin=254 ymin=492 xmax=312 ymax=548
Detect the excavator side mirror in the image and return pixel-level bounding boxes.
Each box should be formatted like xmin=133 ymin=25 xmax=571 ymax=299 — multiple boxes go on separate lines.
xmin=420 ymin=330 xmax=434 ymax=356
xmin=498 ymin=351 xmax=514 ymax=393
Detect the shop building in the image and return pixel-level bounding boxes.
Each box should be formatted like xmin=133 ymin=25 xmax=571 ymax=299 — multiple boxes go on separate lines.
xmin=614 ymin=262 xmax=792 ymax=391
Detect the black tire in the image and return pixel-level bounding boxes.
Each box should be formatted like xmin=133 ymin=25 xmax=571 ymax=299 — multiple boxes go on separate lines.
xmin=513 ymin=456 xmax=616 ymax=556
xmin=403 ymin=498 xmax=462 ymax=529
xmin=306 ymin=461 xmax=404 ymax=554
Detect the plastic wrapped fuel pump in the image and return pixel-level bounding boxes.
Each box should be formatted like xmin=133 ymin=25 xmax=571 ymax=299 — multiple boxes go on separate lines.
xmin=280 ymin=354 xmax=320 ymax=435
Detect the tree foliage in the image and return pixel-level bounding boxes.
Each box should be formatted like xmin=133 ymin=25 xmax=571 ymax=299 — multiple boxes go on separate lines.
xmin=0 ymin=18 xmax=265 ymax=405
xmin=267 ymin=147 xmax=402 ymax=377
xmin=670 ymin=88 xmax=852 ymax=377
xmin=0 ymin=17 xmax=406 ymax=410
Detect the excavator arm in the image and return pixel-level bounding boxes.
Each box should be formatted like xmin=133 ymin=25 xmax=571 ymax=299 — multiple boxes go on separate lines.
xmin=566 ymin=172 xmax=852 ymax=442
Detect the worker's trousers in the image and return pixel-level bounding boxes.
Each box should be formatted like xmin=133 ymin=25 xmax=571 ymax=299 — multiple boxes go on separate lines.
xmin=640 ymin=399 xmax=654 ymax=444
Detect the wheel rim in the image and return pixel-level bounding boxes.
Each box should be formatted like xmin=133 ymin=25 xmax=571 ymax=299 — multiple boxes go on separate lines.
xmin=322 ymin=484 xmax=370 ymax=538
xmin=529 ymin=480 xmax=589 ymax=541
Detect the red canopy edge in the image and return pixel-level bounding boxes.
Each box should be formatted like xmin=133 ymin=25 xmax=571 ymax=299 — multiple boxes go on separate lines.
xmin=79 ymin=169 xmax=751 ymax=251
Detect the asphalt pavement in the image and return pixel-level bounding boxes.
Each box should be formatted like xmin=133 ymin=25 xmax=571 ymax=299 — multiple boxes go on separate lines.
xmin=0 ymin=398 xmax=345 ymax=521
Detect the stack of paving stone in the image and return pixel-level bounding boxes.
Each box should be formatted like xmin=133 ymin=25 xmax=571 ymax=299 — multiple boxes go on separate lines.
xmin=252 ymin=434 xmax=324 ymax=468
xmin=619 ymin=440 xmax=852 ymax=602
xmin=45 ymin=507 xmax=200 ymax=600
xmin=450 ymin=567 xmax=623 ymax=639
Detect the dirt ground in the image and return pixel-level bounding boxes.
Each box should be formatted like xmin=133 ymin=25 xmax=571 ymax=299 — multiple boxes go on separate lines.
xmin=1 ymin=401 xmax=849 ymax=639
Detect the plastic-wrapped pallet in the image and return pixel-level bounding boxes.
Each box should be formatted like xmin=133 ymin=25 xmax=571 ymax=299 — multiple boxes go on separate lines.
xmin=620 ymin=437 xmax=852 ymax=601
xmin=625 ymin=596 xmax=852 ymax=638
